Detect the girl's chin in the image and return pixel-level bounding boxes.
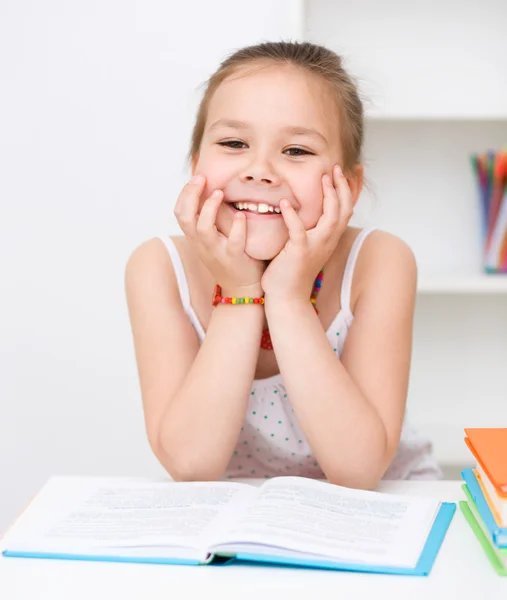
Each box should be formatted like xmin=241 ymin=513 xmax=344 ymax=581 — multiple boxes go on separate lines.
xmin=215 ymin=211 xmax=288 ymax=260
xmin=244 ymin=237 xmax=287 ymax=261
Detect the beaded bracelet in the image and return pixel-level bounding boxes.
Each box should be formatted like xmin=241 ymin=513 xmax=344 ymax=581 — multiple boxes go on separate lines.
xmin=212 ymin=284 xmax=265 ymax=306
xmin=212 ymin=269 xmax=323 ymax=351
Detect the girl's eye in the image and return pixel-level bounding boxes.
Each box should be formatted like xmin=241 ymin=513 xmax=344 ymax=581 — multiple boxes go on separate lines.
xmin=284 ymin=147 xmax=313 ymax=156
xmin=218 ymin=140 xmax=313 ymax=156
xmin=218 ymin=140 xmax=247 ymax=149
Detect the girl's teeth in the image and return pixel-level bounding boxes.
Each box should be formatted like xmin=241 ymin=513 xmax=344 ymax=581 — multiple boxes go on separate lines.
xmin=232 ymin=202 xmax=281 ymax=214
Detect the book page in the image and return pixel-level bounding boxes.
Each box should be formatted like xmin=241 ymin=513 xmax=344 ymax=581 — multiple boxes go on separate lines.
xmin=476 ymin=463 xmax=507 ymax=523
xmin=212 ymin=477 xmax=440 ymax=568
xmin=2 ymin=476 xmax=256 ymax=558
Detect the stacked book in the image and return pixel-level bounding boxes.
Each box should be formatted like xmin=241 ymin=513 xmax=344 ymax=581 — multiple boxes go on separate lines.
xmin=460 ymin=428 xmax=507 ymax=575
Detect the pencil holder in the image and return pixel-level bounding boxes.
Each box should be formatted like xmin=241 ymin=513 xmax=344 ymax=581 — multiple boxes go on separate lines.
xmin=470 ymin=149 xmax=507 ymax=274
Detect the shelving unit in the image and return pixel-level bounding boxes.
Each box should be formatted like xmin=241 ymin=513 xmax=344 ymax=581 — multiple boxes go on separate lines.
xmin=291 ymin=0 xmax=507 ymax=471
xmin=418 ymin=274 xmax=507 ymax=294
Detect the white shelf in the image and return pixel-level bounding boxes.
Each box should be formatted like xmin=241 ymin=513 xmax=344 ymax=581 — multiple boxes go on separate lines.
xmin=302 ymin=0 xmax=507 ymax=467
xmin=418 ymin=274 xmax=507 ymax=294
xmin=365 ymin=112 xmax=507 ymax=121
xmin=305 ymin=0 xmax=507 ymax=120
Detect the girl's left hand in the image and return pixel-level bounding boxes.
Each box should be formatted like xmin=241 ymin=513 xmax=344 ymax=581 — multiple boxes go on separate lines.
xmin=261 ymin=165 xmax=353 ymax=302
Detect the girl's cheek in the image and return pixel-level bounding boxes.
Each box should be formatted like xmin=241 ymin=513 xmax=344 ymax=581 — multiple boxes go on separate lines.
xmin=202 ymin=184 xmax=213 ymax=200
xmin=301 ymin=185 xmax=326 ymax=229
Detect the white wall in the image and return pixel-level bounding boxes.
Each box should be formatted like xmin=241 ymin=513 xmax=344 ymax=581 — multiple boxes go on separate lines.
xmin=355 ymin=120 xmax=507 ymax=467
xmin=0 ymin=0 xmax=297 ymax=533
xmin=2 ymin=0 xmax=506 ymax=533
xmin=305 ymin=0 xmax=507 ymax=476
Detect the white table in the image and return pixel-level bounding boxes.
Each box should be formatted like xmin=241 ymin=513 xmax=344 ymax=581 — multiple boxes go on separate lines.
xmin=1 ymin=479 xmax=506 ymax=599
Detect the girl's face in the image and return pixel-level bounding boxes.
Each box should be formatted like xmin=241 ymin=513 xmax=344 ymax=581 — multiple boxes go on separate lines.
xmin=193 ymin=64 xmax=345 ymax=260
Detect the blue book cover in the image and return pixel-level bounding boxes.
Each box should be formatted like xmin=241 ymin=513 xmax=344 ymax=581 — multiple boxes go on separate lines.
xmin=232 ymin=502 xmax=455 ymax=576
xmin=3 ymin=503 xmax=456 ymax=576
xmin=461 ymin=468 xmax=507 ymax=547
xmin=1 ymin=475 xmax=456 ymax=575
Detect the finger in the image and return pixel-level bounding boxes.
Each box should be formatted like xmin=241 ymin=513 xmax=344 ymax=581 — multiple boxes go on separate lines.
xmin=332 ymin=165 xmax=353 ymax=225
xmin=280 ymin=199 xmax=307 ymax=247
xmin=195 ymin=189 xmax=224 ymax=245
xmin=226 ymin=210 xmax=247 ymax=255
xmin=312 ymin=173 xmax=340 ymax=238
xmin=174 ymin=175 xmax=206 ymax=236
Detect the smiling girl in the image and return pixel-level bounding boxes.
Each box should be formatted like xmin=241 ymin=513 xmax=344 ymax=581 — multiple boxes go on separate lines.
xmin=125 ymin=41 xmax=442 ymax=488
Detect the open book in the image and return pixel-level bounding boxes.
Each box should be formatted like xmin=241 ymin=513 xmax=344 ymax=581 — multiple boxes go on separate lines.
xmin=1 ymin=475 xmax=455 ymax=576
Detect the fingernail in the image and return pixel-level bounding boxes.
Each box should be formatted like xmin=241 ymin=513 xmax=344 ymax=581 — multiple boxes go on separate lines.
xmin=191 ymin=174 xmax=204 ymax=184
xmin=334 ymin=165 xmax=343 ymax=177
xmin=323 ymin=174 xmax=331 ymax=185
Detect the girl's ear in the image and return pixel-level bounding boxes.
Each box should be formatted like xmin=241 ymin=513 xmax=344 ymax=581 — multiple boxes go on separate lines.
xmin=346 ymin=164 xmax=364 ymax=207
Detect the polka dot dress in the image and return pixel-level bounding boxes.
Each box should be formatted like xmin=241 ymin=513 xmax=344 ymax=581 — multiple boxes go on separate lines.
xmin=226 ymin=323 xmax=349 ymax=479
xmin=159 ymin=228 xmax=443 ymax=482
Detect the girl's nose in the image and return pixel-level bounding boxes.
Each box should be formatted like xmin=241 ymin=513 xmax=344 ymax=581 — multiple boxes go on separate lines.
xmin=240 ymin=157 xmax=282 ymax=186
xmin=242 ymin=174 xmax=275 ymax=184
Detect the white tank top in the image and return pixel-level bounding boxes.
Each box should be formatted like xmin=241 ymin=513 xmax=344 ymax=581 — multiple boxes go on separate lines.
xmin=158 ymin=229 xmax=443 ymax=481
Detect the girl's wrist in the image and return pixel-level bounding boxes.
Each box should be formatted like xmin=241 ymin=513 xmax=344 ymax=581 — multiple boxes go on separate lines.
xmin=218 ymin=283 xmax=264 ymax=300
xmin=264 ymin=297 xmax=317 ymax=330
xmin=263 ymin=292 xmax=313 ymax=306
xmin=264 ymin=296 xmax=316 ymax=321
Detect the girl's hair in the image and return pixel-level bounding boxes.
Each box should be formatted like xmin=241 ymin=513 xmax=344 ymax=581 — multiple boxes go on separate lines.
xmin=188 ymin=41 xmax=364 ymax=174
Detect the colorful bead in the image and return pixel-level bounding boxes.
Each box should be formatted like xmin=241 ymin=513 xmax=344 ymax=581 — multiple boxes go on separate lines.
xmin=212 ymin=286 xmax=265 ymax=307
xmin=259 ymin=267 xmax=324 ymax=350
xmin=212 ymin=268 xmax=324 ymax=351
xmin=261 ymin=328 xmax=273 ymax=350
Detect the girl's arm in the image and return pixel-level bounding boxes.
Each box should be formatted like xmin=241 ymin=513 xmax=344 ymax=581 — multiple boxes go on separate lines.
xmin=125 ymin=240 xmax=264 ymax=482
xmin=265 ymin=233 xmax=417 ymax=490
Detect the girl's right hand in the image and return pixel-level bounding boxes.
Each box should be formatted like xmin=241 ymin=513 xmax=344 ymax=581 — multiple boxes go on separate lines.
xmin=174 ymin=175 xmax=265 ymax=297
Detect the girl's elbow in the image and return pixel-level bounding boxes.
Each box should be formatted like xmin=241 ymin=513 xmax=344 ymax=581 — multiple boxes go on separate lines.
xmin=325 ymin=469 xmax=382 ymax=491
xmin=154 ymin=434 xmax=225 ymax=482
xmin=167 ymin=459 xmax=224 ymax=483
xmin=324 ymin=442 xmax=391 ymax=490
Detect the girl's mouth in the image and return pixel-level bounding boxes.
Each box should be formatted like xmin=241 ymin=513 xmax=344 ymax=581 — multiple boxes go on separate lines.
xmin=231 ymin=201 xmax=281 ymax=215
xmin=227 ymin=201 xmax=283 ymax=218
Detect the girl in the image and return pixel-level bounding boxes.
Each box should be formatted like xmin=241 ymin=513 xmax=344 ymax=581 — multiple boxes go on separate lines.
xmin=125 ymin=41 xmax=442 ymax=488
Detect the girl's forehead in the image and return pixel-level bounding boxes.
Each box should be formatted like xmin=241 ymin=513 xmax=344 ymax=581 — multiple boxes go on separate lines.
xmin=207 ymin=65 xmax=338 ymax=139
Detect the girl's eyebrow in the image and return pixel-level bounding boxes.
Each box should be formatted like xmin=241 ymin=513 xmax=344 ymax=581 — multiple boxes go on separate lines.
xmin=208 ymin=119 xmax=328 ymax=146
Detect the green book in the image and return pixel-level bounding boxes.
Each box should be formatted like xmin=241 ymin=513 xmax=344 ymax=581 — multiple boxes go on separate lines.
xmin=460 ymin=484 xmax=507 ymax=576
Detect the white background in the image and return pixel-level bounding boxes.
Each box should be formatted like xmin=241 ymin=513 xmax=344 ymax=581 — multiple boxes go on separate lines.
xmin=1 ymin=0 xmax=506 ymax=533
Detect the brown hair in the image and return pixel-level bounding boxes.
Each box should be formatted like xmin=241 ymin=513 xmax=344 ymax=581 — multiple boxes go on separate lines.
xmin=188 ymin=41 xmax=364 ymax=174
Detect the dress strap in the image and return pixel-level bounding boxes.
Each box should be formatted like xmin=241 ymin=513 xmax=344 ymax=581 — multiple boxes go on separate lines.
xmin=340 ymin=227 xmax=376 ymax=317
xmin=157 ymin=235 xmax=205 ymax=341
